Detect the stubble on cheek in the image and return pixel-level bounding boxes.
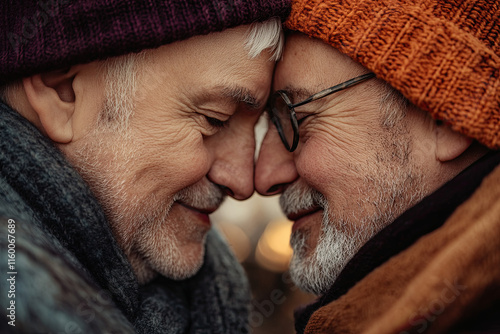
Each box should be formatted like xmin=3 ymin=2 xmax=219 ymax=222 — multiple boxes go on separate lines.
xmin=60 ymin=130 xmax=158 ymax=261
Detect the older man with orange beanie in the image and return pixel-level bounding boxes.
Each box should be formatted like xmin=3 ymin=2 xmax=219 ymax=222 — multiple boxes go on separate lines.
xmin=256 ymin=0 xmax=500 ymax=333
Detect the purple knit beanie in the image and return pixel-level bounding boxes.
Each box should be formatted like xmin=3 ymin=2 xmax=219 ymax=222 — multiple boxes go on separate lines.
xmin=0 ymin=0 xmax=291 ymax=85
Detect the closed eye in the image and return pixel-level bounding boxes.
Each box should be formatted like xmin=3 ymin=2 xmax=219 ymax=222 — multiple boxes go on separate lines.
xmin=205 ymin=116 xmax=228 ymax=128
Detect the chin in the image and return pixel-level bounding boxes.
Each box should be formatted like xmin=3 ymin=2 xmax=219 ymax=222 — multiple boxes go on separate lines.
xmin=146 ymin=237 xmax=208 ymax=282
xmin=164 ymin=257 xmax=204 ymax=280
xmin=133 ymin=246 xmax=206 ymax=284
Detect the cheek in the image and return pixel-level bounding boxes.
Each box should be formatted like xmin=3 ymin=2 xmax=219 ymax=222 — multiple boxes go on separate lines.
xmin=295 ymin=132 xmax=364 ymax=203
xmin=133 ymin=128 xmax=212 ymax=193
xmin=306 ymin=119 xmax=374 ymax=158
xmin=172 ymin=146 xmax=211 ymax=186
xmin=296 ymin=137 xmax=338 ymax=189
xmin=297 ymin=116 xmax=381 ymax=182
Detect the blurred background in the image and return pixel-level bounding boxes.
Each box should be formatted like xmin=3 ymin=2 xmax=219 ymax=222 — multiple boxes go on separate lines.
xmin=210 ymin=118 xmax=316 ymax=334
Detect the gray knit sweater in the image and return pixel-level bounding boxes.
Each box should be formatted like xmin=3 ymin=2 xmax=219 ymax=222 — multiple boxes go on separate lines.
xmin=0 ymin=101 xmax=251 ymax=333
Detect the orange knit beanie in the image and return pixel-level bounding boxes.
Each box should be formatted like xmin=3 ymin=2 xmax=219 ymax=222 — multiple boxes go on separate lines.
xmin=286 ymin=0 xmax=500 ymax=149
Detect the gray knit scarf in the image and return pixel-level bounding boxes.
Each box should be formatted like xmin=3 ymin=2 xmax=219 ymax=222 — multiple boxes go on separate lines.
xmin=0 ymin=102 xmax=251 ymax=333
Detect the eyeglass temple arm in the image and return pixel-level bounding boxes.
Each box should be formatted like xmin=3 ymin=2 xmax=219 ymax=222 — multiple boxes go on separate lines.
xmin=290 ymin=72 xmax=376 ymax=109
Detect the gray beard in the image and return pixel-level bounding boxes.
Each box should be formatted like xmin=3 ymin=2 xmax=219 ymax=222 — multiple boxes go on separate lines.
xmin=289 ymin=203 xmax=381 ymax=296
xmin=284 ymin=155 xmax=425 ymax=296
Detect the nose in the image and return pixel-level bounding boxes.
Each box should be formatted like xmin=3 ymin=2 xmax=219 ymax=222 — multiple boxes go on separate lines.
xmin=255 ymin=122 xmax=298 ymax=196
xmin=207 ymin=114 xmax=258 ymax=201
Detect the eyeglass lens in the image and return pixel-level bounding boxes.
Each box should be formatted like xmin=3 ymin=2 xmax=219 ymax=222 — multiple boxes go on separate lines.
xmin=271 ymin=92 xmax=296 ymax=151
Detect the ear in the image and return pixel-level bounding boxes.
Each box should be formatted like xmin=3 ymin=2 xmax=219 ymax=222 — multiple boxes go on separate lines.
xmin=435 ymin=121 xmax=473 ymax=162
xmin=22 ymin=69 xmax=77 ymax=143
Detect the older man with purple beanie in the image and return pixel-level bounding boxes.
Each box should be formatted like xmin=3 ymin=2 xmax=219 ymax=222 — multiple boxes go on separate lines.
xmin=0 ymin=1 xmax=290 ymax=333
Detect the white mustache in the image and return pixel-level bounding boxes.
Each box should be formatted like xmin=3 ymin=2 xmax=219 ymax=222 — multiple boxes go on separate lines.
xmin=279 ymin=181 xmax=327 ymax=217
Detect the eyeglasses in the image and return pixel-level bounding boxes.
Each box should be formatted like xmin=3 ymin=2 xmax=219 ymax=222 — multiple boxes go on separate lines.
xmin=267 ymin=72 xmax=376 ymax=152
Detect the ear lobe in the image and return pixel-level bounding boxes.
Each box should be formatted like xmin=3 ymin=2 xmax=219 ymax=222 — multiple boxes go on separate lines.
xmin=22 ymin=69 xmax=76 ymax=144
xmin=435 ymin=122 xmax=473 ymax=162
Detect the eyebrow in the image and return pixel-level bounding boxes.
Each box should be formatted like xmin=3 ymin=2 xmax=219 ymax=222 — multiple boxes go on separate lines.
xmin=281 ymin=86 xmax=316 ymax=104
xmin=221 ymin=86 xmax=261 ymax=109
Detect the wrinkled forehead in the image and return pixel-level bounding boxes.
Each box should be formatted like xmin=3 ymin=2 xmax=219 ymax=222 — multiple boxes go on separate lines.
xmin=132 ymin=26 xmax=276 ymax=109
xmin=273 ymin=32 xmax=367 ymax=96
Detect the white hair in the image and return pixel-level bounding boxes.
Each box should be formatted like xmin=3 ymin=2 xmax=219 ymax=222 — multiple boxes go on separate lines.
xmin=379 ymin=82 xmax=409 ymax=128
xmin=98 ymin=54 xmax=141 ymax=131
xmin=245 ymin=17 xmax=284 ymax=61
xmin=0 ymin=80 xmax=21 ymax=106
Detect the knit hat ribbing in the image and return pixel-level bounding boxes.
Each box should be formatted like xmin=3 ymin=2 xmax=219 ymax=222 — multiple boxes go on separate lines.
xmin=0 ymin=0 xmax=291 ymax=85
xmin=286 ymin=0 xmax=500 ymax=149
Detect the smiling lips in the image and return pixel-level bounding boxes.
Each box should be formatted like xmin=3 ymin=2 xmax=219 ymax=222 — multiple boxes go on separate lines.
xmin=287 ymin=206 xmax=323 ymax=232
xmin=177 ymin=202 xmax=218 ymax=226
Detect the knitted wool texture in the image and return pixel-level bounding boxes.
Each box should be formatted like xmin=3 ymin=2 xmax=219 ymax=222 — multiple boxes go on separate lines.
xmin=285 ymin=0 xmax=500 ymax=149
xmin=0 ymin=0 xmax=290 ymax=85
